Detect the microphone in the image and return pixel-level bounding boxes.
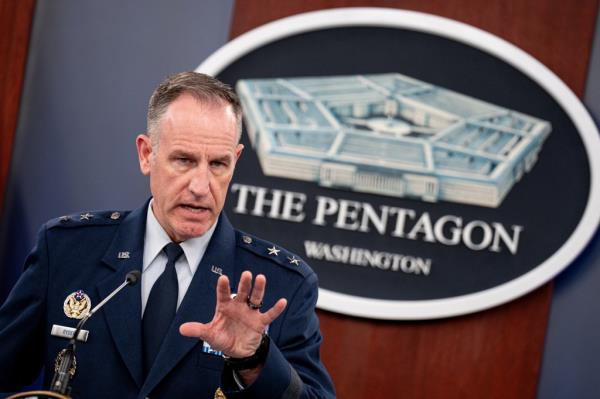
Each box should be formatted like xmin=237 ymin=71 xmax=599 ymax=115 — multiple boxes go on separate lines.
xmin=50 ymin=270 xmax=141 ymax=395
xmin=70 ymin=270 xmax=141 ymax=345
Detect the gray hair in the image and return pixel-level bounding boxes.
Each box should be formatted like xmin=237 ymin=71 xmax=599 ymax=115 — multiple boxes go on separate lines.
xmin=147 ymin=71 xmax=242 ymax=143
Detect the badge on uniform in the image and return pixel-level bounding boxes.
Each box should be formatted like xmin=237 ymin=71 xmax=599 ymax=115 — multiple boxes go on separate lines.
xmin=214 ymin=387 xmax=227 ymax=399
xmin=63 ymin=290 xmax=92 ymax=319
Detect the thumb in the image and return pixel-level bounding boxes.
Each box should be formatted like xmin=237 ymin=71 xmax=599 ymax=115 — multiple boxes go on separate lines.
xmin=179 ymin=322 xmax=210 ymax=340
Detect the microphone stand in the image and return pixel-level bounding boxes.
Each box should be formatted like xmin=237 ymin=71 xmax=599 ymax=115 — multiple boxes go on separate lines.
xmin=7 ymin=270 xmax=141 ymax=399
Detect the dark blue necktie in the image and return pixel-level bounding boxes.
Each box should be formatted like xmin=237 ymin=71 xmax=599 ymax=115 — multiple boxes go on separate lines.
xmin=142 ymin=242 xmax=184 ymax=375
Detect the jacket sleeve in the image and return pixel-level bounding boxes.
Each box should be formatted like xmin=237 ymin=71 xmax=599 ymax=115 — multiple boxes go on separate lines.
xmin=0 ymin=226 xmax=49 ymax=391
xmin=222 ymin=272 xmax=336 ymax=399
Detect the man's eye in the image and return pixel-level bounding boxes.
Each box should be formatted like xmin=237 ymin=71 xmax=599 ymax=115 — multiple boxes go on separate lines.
xmin=175 ymin=157 xmax=192 ymax=165
xmin=210 ymin=160 xmax=227 ymax=168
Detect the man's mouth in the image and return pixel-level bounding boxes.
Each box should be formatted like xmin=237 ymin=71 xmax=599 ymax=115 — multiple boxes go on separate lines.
xmin=180 ymin=204 xmax=209 ymax=213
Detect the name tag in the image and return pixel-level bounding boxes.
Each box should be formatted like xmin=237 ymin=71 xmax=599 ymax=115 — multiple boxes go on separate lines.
xmin=51 ymin=324 xmax=89 ymax=342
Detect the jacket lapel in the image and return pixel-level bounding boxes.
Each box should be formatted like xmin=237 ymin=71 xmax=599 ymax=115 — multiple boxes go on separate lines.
xmin=97 ymin=203 xmax=148 ymax=388
xmin=140 ymin=213 xmax=237 ymax=397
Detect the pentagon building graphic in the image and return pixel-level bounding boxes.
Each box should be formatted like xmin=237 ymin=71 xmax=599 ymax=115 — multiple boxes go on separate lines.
xmin=236 ymin=73 xmax=551 ymax=208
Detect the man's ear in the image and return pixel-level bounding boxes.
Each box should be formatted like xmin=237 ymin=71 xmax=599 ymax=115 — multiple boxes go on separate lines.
xmin=235 ymin=143 xmax=244 ymax=161
xmin=136 ymin=134 xmax=153 ymax=176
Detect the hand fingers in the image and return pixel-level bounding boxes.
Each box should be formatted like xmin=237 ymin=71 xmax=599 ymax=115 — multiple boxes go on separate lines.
xmin=249 ymin=274 xmax=266 ymax=308
xmin=236 ymin=271 xmax=252 ymax=303
xmin=179 ymin=321 xmax=211 ymax=340
xmin=261 ymin=298 xmax=287 ymax=325
xmin=216 ymin=275 xmax=231 ymax=304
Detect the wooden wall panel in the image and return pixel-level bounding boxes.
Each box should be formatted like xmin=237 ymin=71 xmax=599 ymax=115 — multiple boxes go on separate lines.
xmin=230 ymin=0 xmax=598 ymax=97
xmin=319 ymin=286 xmax=552 ymax=398
xmin=230 ymin=0 xmax=599 ymax=397
xmin=0 ymin=0 xmax=36 ymax=215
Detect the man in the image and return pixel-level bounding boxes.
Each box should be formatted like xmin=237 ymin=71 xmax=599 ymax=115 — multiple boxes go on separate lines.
xmin=0 ymin=72 xmax=335 ymax=398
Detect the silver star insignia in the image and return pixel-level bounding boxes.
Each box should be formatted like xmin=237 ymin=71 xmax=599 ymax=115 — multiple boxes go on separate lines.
xmin=80 ymin=212 xmax=93 ymax=221
xmin=267 ymin=246 xmax=280 ymax=256
xmin=288 ymin=256 xmax=300 ymax=266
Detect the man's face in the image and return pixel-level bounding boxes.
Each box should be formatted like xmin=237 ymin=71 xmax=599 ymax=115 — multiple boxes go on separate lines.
xmin=136 ymin=93 xmax=243 ymax=242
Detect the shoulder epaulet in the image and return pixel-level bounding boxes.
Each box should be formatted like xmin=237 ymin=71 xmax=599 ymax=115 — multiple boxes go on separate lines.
xmin=235 ymin=230 xmax=312 ymax=277
xmin=47 ymin=210 xmax=130 ymax=229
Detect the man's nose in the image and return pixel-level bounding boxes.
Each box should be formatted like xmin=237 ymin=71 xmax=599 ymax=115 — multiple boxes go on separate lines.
xmin=188 ymin=164 xmax=210 ymax=196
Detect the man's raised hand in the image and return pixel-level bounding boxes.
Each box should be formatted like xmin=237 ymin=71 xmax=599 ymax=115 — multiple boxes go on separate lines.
xmin=179 ymin=271 xmax=287 ymax=358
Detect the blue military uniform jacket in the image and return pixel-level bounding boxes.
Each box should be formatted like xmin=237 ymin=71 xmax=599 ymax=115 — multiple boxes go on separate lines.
xmin=0 ymin=202 xmax=335 ymax=398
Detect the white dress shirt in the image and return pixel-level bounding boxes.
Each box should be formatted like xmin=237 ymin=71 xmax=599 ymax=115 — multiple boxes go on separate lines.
xmin=141 ymin=201 xmax=217 ymax=316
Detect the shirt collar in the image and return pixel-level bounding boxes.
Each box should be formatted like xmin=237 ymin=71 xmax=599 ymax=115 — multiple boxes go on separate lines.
xmin=143 ymin=199 xmax=217 ymax=274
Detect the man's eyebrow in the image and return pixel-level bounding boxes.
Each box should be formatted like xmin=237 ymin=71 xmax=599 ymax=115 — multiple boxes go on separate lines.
xmin=170 ymin=150 xmax=195 ymax=158
xmin=169 ymin=150 xmax=233 ymax=163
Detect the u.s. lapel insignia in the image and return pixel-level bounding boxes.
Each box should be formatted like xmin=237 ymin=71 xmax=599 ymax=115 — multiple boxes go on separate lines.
xmin=211 ymin=265 xmax=223 ymax=275
xmin=63 ymin=290 xmax=92 ymax=319
xmin=117 ymin=251 xmax=130 ymax=259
